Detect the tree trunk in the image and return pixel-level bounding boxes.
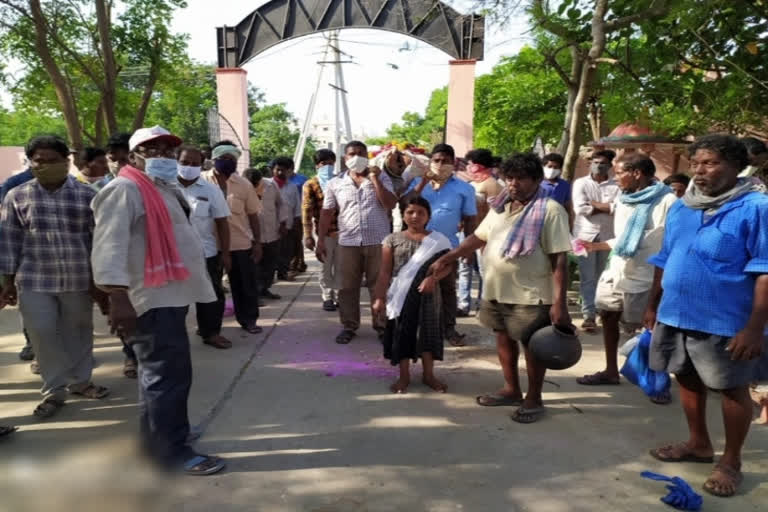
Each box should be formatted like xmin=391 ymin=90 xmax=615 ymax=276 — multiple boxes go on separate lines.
xmin=132 ymin=65 xmax=159 ymax=132
xmin=562 ymin=0 xmax=610 ymax=181
xmin=557 ymin=85 xmax=578 ymax=155
xmin=95 ymin=0 xmax=118 ymax=135
xmin=29 ymin=0 xmax=83 ymax=150
xmin=556 ymin=46 xmax=583 ymax=157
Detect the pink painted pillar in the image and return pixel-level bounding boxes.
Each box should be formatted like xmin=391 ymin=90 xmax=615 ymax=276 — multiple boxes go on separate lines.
xmin=215 ymin=68 xmax=251 ymax=168
xmin=446 ymin=59 xmax=476 ymax=158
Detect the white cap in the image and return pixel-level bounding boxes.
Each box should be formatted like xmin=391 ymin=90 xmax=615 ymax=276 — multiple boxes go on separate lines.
xmin=129 ymin=125 xmax=182 ymax=151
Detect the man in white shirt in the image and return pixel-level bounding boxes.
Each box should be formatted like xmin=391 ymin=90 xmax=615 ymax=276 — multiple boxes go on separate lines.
xmin=317 ymin=140 xmax=398 ymax=345
xmin=243 ymin=167 xmax=286 ymax=300
xmin=571 ymin=150 xmax=621 ymax=331
xmin=576 ymin=154 xmax=676 ymax=391
xmin=92 ymin=126 xmax=224 ymax=475
xmin=177 ymin=145 xmax=233 ymax=349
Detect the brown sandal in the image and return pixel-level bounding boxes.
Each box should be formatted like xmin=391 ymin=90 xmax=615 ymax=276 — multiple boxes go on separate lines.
xmin=203 ymin=335 xmax=232 ymax=349
xmin=71 ymin=383 xmax=110 ymax=399
xmin=123 ymin=358 xmax=138 ymax=379
xmin=649 ymin=442 xmax=714 ymax=463
xmin=34 ymin=398 xmax=65 ymax=419
xmin=703 ymin=463 xmax=743 ymax=497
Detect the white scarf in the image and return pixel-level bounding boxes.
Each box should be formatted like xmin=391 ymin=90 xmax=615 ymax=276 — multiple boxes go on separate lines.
xmin=386 ymin=231 xmax=452 ymax=320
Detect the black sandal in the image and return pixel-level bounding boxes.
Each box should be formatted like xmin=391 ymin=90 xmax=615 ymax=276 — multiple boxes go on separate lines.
xmin=335 ymin=329 xmax=356 ymax=344
xmin=33 ymin=398 xmax=65 ymax=419
xmin=0 ymin=425 xmax=18 ymax=438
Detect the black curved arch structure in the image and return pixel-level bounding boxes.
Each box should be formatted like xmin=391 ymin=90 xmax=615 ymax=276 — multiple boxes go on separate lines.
xmin=216 ymin=0 xmax=485 ymax=67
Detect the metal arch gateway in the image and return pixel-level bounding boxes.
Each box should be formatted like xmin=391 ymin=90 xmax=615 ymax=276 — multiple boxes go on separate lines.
xmin=213 ymin=0 xmax=485 ymax=162
xmin=216 ymin=0 xmax=484 ymax=67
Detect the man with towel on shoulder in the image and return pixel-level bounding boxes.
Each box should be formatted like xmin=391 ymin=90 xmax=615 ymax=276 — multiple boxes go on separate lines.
xmin=92 ymin=126 xmax=225 ymax=475
xmin=430 ymin=153 xmax=572 ymax=424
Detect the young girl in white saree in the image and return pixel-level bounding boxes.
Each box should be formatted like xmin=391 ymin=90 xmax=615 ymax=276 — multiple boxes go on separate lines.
xmin=373 ymin=197 xmax=454 ymax=394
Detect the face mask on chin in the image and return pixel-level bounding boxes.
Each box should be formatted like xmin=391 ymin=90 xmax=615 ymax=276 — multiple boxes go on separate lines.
xmin=107 ymin=160 xmax=121 ymax=177
xmin=427 ymin=162 xmax=455 ymax=187
xmin=543 ymin=166 xmax=561 ymax=180
xmin=345 ymin=155 xmax=369 ymax=174
xmin=32 ymin=161 xmax=70 ymax=186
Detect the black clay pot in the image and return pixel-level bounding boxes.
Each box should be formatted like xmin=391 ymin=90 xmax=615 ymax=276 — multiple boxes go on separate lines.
xmin=529 ymin=324 xmax=582 ymax=370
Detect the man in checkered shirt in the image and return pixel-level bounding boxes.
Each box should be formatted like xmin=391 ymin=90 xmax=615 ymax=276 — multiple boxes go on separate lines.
xmin=0 ymin=135 xmax=110 ymax=419
xmin=316 ymin=141 xmax=398 ymax=345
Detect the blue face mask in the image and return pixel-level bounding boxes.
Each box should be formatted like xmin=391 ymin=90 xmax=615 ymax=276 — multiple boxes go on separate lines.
xmin=144 ymin=157 xmax=179 ymax=182
xmin=316 ymin=164 xmax=335 ymax=191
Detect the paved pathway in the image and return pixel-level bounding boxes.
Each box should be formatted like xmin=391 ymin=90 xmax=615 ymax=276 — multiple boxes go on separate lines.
xmin=0 ymin=259 xmax=766 ymax=511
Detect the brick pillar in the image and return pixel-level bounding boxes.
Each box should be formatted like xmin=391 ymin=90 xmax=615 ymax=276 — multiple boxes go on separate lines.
xmin=445 ymin=59 xmax=476 ymax=158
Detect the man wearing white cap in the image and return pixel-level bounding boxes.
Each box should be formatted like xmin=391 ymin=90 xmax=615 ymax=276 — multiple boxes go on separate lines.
xmin=91 ymin=126 xmax=225 ymax=475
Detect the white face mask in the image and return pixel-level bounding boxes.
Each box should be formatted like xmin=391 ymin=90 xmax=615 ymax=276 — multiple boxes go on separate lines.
xmin=177 ymin=164 xmax=202 ymax=180
xmin=543 ymin=166 xmax=561 ymax=180
xmin=345 ymin=155 xmax=369 ymax=174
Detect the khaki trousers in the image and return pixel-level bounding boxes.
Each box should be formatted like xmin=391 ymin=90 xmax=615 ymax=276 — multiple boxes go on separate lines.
xmin=337 ymin=244 xmax=386 ymax=332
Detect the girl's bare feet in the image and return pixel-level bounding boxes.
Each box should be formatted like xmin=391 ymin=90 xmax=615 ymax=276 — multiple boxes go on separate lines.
xmin=422 ymin=375 xmax=447 ymax=393
xmin=390 ymin=377 xmax=410 ymax=394
xmin=756 ymin=405 xmax=768 ymax=425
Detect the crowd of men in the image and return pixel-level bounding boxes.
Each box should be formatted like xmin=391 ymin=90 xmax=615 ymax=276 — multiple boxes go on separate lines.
xmin=0 ymin=126 xmax=766 ymax=497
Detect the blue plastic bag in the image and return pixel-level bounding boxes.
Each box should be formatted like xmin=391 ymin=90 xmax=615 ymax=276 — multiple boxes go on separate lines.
xmin=641 ymin=471 xmax=702 ymax=511
xmin=620 ymin=329 xmax=671 ymax=397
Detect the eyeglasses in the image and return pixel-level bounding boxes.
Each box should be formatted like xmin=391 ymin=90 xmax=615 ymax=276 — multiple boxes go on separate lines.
xmin=136 ymin=146 xmax=176 ymax=158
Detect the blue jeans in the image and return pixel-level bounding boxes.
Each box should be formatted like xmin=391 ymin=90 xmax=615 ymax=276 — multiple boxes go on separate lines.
xmin=130 ymin=307 xmax=195 ymax=467
xmin=457 ymin=251 xmax=483 ymax=311
xmin=577 ymin=247 xmax=609 ymax=319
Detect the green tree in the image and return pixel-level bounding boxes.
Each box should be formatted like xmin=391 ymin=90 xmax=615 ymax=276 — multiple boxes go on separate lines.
xmin=385 ymin=87 xmax=447 ymax=147
xmin=0 ymin=0 xmax=188 ymax=148
xmin=249 ymin=103 xmax=316 ymax=173
xmin=474 ymin=47 xmax=568 ymax=156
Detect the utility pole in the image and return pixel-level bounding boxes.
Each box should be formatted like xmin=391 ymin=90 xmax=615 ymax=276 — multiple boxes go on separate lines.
xmin=294 ymin=31 xmax=354 ymax=174
xmin=293 ymin=38 xmax=330 ymax=169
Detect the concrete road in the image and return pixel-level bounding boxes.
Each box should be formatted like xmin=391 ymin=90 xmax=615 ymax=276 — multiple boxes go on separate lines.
xmin=0 ymin=259 xmax=766 ymax=512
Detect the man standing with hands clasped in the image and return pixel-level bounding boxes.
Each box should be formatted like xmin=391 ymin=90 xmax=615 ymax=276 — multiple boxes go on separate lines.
xmin=204 ymin=141 xmax=264 ymax=335
xmin=316 ymin=141 xmax=398 ymax=345
xmin=645 ymin=135 xmax=768 ymax=498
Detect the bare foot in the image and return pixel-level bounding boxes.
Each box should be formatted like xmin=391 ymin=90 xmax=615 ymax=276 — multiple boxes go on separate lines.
xmin=756 ymin=405 xmax=768 ymax=425
xmin=422 ymin=375 xmax=447 ymax=393
xmin=390 ymin=377 xmax=410 ymax=394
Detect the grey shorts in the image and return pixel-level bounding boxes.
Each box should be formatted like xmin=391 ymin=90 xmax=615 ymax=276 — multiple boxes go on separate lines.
xmin=649 ymin=322 xmax=766 ymax=390
xmin=477 ymin=300 xmax=551 ymax=346
xmin=594 ymin=275 xmax=649 ymax=326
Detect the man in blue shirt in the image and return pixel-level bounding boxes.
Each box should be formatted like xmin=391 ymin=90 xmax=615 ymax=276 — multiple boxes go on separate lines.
xmin=404 ymin=143 xmax=478 ymax=346
xmin=288 ymin=165 xmax=309 ymax=273
xmin=644 ymin=134 xmax=768 ymax=499
xmin=0 ymin=167 xmax=35 ymax=362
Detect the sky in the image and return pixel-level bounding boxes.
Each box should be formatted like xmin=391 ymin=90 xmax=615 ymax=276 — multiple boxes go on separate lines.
xmin=172 ymin=0 xmax=532 ymax=137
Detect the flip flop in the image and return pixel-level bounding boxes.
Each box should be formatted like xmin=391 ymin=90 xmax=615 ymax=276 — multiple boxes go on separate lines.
xmin=335 ymin=329 xmax=357 ymax=345
xmin=649 ymin=443 xmax=714 ymax=464
xmin=476 ymin=394 xmax=524 ymax=407
xmin=183 ymin=454 xmax=226 ymax=476
xmin=703 ymin=463 xmax=743 ymax=498
xmin=576 ymin=372 xmax=620 ymax=386
xmin=0 ymin=425 xmax=17 ymax=438
xmin=650 ymin=390 xmax=672 ymax=405
xmin=511 ymin=406 xmax=546 ymax=424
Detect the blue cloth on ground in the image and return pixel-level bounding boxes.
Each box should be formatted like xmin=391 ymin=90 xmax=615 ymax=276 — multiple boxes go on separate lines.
xmin=641 ymin=471 xmax=702 ymax=511
xmin=620 ymin=329 xmax=671 ymax=397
